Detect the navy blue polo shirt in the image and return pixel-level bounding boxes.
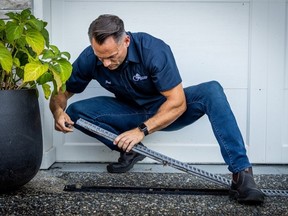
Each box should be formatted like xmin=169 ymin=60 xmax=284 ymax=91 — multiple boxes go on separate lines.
xmin=66 ymin=32 xmax=182 ymax=109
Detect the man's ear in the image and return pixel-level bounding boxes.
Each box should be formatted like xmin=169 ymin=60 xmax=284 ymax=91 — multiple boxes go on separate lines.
xmin=124 ymin=35 xmax=130 ymax=47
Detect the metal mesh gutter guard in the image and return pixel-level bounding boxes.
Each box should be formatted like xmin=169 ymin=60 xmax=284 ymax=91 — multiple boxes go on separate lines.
xmin=76 ymin=118 xmax=288 ymax=197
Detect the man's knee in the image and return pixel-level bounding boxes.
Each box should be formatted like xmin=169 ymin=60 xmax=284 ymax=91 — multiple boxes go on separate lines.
xmin=185 ymin=80 xmax=224 ymax=101
xmin=205 ymin=80 xmax=223 ymax=93
xmin=202 ymin=80 xmax=225 ymax=100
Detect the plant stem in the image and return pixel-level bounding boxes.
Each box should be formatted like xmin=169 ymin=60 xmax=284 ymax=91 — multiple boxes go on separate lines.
xmin=17 ymin=82 xmax=27 ymax=89
xmin=0 ymin=71 xmax=4 ymax=90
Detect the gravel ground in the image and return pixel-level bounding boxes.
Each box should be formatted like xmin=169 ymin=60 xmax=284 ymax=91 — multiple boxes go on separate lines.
xmin=0 ymin=168 xmax=287 ymax=216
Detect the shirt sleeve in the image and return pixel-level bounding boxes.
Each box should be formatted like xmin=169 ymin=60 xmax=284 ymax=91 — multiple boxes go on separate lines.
xmin=144 ymin=36 xmax=182 ymax=92
xmin=66 ymin=46 xmax=95 ymax=93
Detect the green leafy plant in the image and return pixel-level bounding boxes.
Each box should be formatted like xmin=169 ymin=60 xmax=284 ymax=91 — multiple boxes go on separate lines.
xmin=0 ymin=8 xmax=72 ymax=99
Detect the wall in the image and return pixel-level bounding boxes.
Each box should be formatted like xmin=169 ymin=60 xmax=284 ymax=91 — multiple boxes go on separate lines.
xmin=33 ymin=0 xmax=288 ymax=168
xmin=27 ymin=0 xmax=288 ymax=167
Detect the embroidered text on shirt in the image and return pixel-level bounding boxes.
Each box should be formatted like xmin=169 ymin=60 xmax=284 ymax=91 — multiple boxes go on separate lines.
xmin=133 ymin=73 xmax=148 ymax=81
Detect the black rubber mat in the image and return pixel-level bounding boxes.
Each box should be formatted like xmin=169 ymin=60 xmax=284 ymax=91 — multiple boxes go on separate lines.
xmin=64 ymin=185 xmax=229 ymax=196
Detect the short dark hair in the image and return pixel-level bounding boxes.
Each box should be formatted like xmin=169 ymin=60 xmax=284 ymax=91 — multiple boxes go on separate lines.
xmin=88 ymin=14 xmax=125 ymax=45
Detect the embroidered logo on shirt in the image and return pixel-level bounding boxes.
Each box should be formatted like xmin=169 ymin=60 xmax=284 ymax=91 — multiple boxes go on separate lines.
xmin=133 ymin=73 xmax=148 ymax=81
xmin=105 ymin=80 xmax=111 ymax=85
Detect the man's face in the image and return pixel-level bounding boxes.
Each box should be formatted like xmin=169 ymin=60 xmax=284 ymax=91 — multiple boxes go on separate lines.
xmin=91 ymin=35 xmax=130 ymax=71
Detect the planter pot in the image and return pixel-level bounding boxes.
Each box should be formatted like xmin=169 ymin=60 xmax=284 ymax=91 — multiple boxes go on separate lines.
xmin=0 ymin=89 xmax=43 ymax=192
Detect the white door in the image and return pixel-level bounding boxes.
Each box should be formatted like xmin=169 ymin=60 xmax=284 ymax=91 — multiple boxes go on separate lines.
xmin=42 ymin=0 xmax=288 ymax=164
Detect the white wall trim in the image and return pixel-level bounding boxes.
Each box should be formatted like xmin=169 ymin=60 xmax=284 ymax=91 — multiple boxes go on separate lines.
xmin=40 ymin=147 xmax=56 ymax=169
xmin=33 ymin=0 xmax=56 ymax=169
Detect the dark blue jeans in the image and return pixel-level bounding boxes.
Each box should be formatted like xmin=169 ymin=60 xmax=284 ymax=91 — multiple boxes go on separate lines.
xmin=66 ymin=81 xmax=251 ymax=173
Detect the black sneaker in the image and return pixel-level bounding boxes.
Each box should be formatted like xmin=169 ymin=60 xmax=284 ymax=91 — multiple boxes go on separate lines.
xmin=107 ymin=147 xmax=146 ymax=173
xmin=229 ymin=167 xmax=265 ymax=205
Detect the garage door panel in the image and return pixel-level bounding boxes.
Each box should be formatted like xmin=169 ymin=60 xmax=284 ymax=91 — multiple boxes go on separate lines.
xmin=51 ymin=0 xmax=249 ymax=163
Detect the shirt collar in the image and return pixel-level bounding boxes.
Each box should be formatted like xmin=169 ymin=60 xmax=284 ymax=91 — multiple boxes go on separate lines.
xmin=126 ymin=32 xmax=140 ymax=63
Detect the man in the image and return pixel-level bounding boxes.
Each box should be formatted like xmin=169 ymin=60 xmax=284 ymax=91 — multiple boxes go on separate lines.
xmin=50 ymin=14 xmax=264 ymax=204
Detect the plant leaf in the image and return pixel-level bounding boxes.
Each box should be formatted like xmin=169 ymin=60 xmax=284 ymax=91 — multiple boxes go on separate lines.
xmin=42 ymin=49 xmax=55 ymax=60
xmin=37 ymin=71 xmax=53 ymax=84
xmin=16 ymin=49 xmax=29 ymax=66
xmin=17 ymin=37 xmax=28 ymax=49
xmin=0 ymin=45 xmax=13 ymax=72
xmin=61 ymin=84 xmax=66 ymax=92
xmin=54 ymin=59 xmax=72 ymax=82
xmin=5 ymin=12 xmax=18 ymax=20
xmin=23 ymin=61 xmax=49 ymax=82
xmin=20 ymin=9 xmax=31 ymax=20
xmin=27 ymin=19 xmax=44 ymax=31
xmin=41 ymin=83 xmax=51 ymax=99
xmin=41 ymin=28 xmax=50 ymax=47
xmin=61 ymin=51 xmax=71 ymax=60
xmin=13 ymin=57 xmax=20 ymax=67
xmin=6 ymin=21 xmax=24 ymax=42
xmin=16 ymin=67 xmax=24 ymax=80
xmin=25 ymin=29 xmax=45 ymax=55
xmin=51 ymin=68 xmax=63 ymax=91
xmin=50 ymin=45 xmax=60 ymax=56
xmin=0 ymin=19 xmax=5 ymax=32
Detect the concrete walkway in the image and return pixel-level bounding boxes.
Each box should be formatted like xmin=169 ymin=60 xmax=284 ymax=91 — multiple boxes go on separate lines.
xmin=0 ymin=163 xmax=287 ymax=215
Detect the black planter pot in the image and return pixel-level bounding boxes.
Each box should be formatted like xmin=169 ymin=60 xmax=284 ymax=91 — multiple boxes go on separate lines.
xmin=0 ymin=89 xmax=43 ymax=192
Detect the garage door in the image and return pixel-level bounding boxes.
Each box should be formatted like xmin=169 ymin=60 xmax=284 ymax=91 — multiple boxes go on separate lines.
xmin=46 ymin=0 xmax=288 ymax=164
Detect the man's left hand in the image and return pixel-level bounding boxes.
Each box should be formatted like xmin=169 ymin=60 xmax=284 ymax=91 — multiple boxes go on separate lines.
xmin=114 ymin=128 xmax=145 ymax=152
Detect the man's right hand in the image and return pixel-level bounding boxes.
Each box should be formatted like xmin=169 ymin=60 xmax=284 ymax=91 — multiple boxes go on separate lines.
xmin=54 ymin=110 xmax=74 ymax=133
xmin=49 ymin=90 xmax=74 ymax=133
